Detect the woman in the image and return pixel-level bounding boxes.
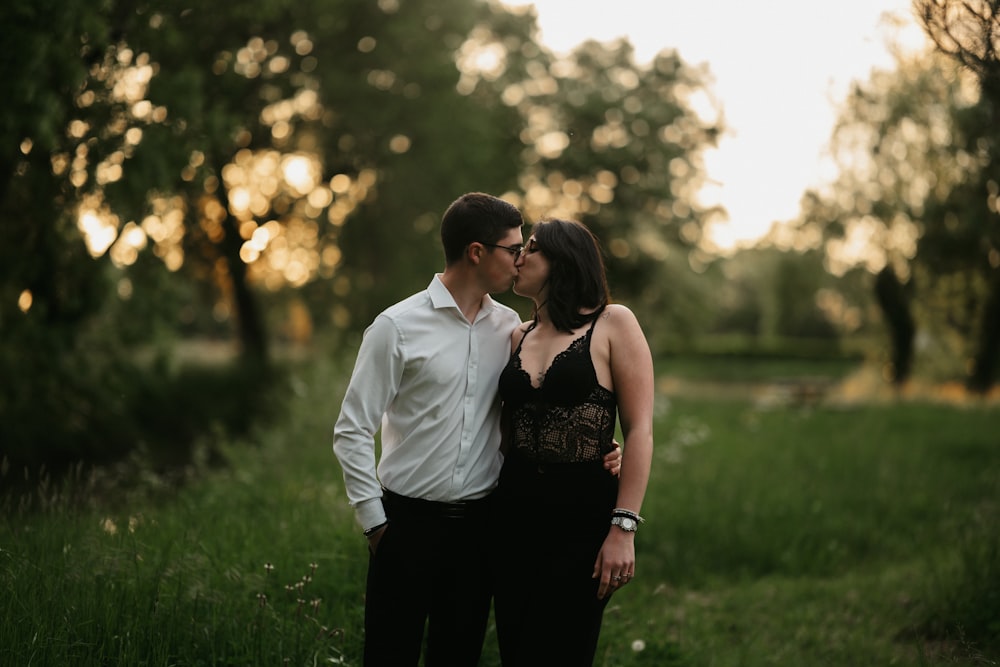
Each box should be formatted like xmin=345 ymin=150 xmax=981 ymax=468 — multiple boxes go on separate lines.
xmin=492 ymin=218 xmax=654 ymax=665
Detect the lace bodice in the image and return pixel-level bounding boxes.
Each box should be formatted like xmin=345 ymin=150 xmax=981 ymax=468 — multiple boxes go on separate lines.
xmin=498 ymin=315 xmax=617 ymax=463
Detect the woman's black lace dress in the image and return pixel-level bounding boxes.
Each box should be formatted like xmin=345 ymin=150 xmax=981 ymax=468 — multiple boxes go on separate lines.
xmin=492 ymin=313 xmax=619 ymax=665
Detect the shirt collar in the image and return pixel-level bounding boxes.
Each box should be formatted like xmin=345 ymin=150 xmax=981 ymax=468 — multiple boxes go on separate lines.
xmin=429 ymin=274 xmax=496 ymax=319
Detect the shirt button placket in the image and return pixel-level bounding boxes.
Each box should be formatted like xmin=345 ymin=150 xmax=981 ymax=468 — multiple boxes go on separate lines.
xmin=455 ymin=325 xmax=477 ymax=493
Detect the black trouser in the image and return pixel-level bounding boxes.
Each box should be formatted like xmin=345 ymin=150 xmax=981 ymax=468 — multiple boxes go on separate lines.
xmin=363 ymin=489 xmax=493 ymax=667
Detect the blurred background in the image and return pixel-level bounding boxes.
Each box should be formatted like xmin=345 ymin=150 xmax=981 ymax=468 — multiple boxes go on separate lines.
xmin=3 ymin=0 xmax=999 ymax=478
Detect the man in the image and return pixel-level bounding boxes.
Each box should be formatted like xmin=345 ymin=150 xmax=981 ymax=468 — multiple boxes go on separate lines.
xmin=332 ymin=192 xmax=618 ymax=665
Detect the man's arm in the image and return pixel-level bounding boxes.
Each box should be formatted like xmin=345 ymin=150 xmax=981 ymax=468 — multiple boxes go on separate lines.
xmin=332 ymin=315 xmax=404 ymax=532
xmin=604 ymin=443 xmax=622 ymax=476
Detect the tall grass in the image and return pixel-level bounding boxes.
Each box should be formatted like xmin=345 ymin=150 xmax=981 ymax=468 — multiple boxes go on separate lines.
xmin=2 ymin=356 xmax=998 ymax=666
xmin=601 ymin=396 xmax=1000 ymax=666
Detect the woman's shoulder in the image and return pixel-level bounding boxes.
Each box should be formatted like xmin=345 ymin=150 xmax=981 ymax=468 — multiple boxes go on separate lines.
xmin=599 ymin=304 xmax=651 ymax=367
xmin=597 ymin=304 xmax=646 ymax=342
xmin=600 ymin=303 xmax=638 ymax=325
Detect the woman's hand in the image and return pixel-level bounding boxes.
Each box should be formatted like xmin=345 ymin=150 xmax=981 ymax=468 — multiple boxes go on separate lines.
xmin=592 ymin=527 xmax=635 ymax=599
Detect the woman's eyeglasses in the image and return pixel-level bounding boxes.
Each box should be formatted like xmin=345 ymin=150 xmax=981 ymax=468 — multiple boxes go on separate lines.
xmin=519 ymin=238 xmax=540 ymax=257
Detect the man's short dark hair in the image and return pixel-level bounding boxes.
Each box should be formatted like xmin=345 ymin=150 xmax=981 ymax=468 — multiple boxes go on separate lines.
xmin=440 ymin=193 xmax=523 ymax=265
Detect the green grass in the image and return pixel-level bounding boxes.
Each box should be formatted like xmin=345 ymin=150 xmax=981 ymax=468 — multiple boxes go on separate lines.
xmin=2 ymin=356 xmax=999 ymax=666
xmin=598 ymin=397 xmax=1000 ymax=666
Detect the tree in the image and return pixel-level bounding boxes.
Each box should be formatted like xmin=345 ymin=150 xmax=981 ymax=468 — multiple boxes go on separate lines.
xmin=795 ymin=43 xmax=1000 ymax=387
xmin=916 ymin=0 xmax=1000 ymax=391
xmin=0 ymin=0 xmax=133 ymax=468
xmin=0 ymin=0 xmax=522 ymax=467
xmin=0 ymin=0 xmax=116 ymax=343
xmin=103 ymin=0 xmax=520 ymax=359
xmin=454 ymin=4 xmax=723 ymax=345
xmin=1 ymin=0 xmax=724 ymax=470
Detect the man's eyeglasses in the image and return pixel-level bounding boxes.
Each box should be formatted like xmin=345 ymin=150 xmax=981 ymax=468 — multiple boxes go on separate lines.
xmin=481 ymin=242 xmax=524 ymax=257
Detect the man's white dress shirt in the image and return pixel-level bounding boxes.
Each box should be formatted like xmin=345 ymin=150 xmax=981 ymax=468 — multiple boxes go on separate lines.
xmin=333 ymin=275 xmax=521 ymax=532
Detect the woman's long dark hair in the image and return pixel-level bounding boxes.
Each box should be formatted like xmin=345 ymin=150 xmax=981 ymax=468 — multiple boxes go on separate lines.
xmin=531 ymin=218 xmax=611 ymax=333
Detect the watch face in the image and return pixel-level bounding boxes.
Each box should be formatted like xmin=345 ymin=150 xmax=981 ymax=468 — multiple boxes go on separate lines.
xmin=614 ymin=516 xmax=636 ymax=531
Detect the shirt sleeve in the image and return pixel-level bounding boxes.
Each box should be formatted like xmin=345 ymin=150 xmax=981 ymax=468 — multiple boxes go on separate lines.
xmin=332 ymin=314 xmax=404 ymax=531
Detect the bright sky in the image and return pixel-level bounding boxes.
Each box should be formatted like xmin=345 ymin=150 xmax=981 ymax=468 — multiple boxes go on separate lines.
xmin=502 ymin=0 xmax=929 ymax=251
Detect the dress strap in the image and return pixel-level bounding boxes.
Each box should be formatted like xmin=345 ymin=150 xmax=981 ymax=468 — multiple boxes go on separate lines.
xmin=513 ymin=319 xmax=538 ymax=354
xmin=584 ymin=305 xmax=607 ymax=339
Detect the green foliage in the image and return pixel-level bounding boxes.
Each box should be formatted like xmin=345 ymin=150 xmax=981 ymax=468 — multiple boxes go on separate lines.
xmin=0 ymin=0 xmax=112 ymax=174
xmin=1 ymin=0 xmax=734 ymax=473
xmin=706 ymin=246 xmax=846 ymax=343
xmin=109 ymin=0 xmax=523 ymax=328
xmin=486 ymin=32 xmax=723 ymax=339
xmin=1 ymin=0 xmax=520 ymax=470
xmin=0 ymin=283 xmax=288 ymax=481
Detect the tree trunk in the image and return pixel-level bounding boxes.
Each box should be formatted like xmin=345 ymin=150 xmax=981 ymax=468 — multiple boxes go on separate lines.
xmin=220 ymin=210 xmax=269 ymax=369
xmin=205 ymin=150 xmax=269 ymax=370
xmin=967 ymin=266 xmax=1000 ymax=393
xmin=968 ymin=76 xmax=1000 ymax=394
xmin=874 ymin=265 xmax=915 ymax=385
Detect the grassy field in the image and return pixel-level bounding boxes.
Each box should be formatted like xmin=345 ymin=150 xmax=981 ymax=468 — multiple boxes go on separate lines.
xmin=2 ymin=355 xmax=998 ymax=666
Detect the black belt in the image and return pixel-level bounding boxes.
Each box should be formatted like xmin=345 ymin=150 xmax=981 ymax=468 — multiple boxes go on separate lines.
xmin=382 ymin=488 xmax=491 ymax=520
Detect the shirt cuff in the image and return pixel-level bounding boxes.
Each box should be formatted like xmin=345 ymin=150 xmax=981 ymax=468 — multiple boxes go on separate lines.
xmin=356 ymin=496 xmax=387 ymax=533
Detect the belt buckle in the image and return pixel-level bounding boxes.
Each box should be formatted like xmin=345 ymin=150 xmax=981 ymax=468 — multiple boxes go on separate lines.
xmin=443 ymin=500 xmax=467 ymax=519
